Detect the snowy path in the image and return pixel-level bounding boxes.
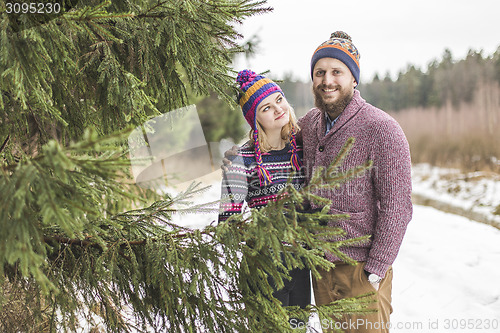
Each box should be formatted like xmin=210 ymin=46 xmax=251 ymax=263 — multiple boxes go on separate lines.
xmin=306 ymin=205 xmax=500 ymax=333
xmin=390 ymin=205 xmax=500 ymax=333
xmin=172 ymin=179 xmax=500 ymax=332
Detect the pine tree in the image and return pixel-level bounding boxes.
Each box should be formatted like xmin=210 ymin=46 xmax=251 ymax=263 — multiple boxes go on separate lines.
xmin=1 ymin=1 xmax=375 ymax=332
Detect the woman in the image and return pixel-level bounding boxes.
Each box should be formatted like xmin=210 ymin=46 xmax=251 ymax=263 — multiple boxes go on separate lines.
xmin=218 ymin=69 xmax=310 ymax=310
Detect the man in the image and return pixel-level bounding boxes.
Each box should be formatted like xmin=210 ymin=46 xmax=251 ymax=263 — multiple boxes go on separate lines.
xmin=298 ymin=31 xmax=413 ymax=332
xmin=224 ymin=31 xmax=412 ymax=332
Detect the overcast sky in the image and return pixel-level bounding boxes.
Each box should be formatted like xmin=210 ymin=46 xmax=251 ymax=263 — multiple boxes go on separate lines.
xmin=233 ymin=0 xmax=500 ymax=83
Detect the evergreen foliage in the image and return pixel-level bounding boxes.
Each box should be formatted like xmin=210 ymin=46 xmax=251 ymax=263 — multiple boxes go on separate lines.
xmin=1 ymin=1 xmax=376 ymax=332
xmin=1 ymin=129 xmax=375 ymax=332
xmin=1 ymin=0 xmax=265 ymax=156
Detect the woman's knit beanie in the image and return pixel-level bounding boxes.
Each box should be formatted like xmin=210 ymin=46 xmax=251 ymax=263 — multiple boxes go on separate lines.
xmin=236 ymin=69 xmax=302 ymax=186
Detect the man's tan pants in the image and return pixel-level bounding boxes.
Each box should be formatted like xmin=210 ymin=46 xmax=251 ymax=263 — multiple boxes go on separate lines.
xmin=312 ymin=262 xmax=393 ymax=333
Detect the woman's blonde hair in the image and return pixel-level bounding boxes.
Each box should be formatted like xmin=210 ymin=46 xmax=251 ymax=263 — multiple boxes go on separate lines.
xmin=249 ymin=105 xmax=300 ymax=153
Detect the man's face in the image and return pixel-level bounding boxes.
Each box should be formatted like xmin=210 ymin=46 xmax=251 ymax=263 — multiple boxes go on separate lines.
xmin=312 ymin=57 xmax=356 ymax=117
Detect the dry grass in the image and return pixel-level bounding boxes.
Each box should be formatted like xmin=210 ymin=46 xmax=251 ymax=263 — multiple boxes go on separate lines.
xmin=390 ymin=81 xmax=500 ymax=173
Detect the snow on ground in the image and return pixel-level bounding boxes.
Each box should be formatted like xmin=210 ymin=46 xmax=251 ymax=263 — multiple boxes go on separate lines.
xmin=305 ymin=205 xmax=500 ymax=333
xmin=165 ymin=165 xmax=500 ymax=332
xmin=391 ymin=205 xmax=500 ymax=333
xmin=412 ymin=163 xmax=500 ymax=227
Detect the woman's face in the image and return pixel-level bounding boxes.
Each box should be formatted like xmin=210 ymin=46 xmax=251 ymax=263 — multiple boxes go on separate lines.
xmin=255 ymin=92 xmax=290 ymax=133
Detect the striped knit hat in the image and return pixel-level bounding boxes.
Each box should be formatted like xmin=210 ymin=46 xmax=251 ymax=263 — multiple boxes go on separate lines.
xmin=236 ymin=69 xmax=302 ymax=186
xmin=310 ymin=31 xmax=360 ymax=85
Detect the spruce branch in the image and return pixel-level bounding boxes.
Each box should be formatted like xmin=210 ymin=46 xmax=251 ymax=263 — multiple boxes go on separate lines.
xmin=2 ymin=131 xmax=374 ymax=332
xmin=208 ymin=136 xmax=374 ymax=331
xmin=0 ymin=135 xmax=9 ymax=154
xmin=0 ymin=1 xmax=380 ymax=331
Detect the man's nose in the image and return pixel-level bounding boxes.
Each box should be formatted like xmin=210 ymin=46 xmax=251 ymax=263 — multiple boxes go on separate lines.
xmin=323 ymin=73 xmax=334 ymax=86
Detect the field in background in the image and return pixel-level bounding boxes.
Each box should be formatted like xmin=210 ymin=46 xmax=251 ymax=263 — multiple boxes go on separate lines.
xmin=390 ymin=81 xmax=500 ymax=173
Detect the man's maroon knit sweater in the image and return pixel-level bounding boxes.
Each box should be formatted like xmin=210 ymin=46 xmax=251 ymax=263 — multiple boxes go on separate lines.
xmin=298 ymin=90 xmax=413 ymax=277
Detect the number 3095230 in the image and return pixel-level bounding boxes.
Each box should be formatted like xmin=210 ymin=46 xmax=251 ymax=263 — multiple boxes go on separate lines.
xmin=6 ymin=2 xmax=61 ymax=14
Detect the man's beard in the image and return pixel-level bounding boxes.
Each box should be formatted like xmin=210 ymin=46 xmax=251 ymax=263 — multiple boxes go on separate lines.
xmin=313 ymin=84 xmax=354 ymax=117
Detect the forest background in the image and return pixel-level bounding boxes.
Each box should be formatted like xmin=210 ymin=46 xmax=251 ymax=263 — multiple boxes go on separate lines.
xmin=200 ymin=45 xmax=500 ymax=173
xmin=273 ymin=48 xmax=500 ymax=174
xmin=1 ymin=0 xmax=499 ymax=331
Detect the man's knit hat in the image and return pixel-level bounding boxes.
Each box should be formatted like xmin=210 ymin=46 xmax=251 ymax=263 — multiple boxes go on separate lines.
xmin=236 ymin=69 xmax=301 ymax=186
xmin=310 ymin=31 xmax=360 ymax=85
